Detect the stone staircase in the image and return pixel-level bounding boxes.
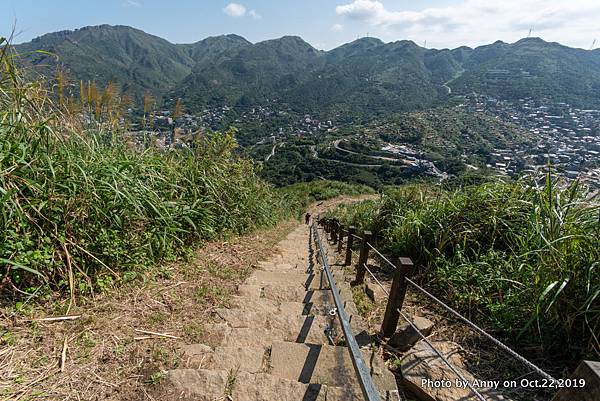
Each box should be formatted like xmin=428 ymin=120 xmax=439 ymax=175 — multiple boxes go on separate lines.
xmin=163 ymin=224 xmax=400 ymax=401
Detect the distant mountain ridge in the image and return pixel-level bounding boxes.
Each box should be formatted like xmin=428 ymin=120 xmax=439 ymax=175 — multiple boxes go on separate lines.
xmin=15 ymin=25 xmax=600 ymax=112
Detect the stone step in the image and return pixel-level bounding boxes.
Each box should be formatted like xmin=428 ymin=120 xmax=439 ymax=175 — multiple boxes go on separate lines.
xmin=205 ymin=311 xmax=370 ymax=349
xmin=235 ymin=286 xmax=361 ymax=322
xmin=271 ymin=252 xmax=306 ymax=259
xmin=269 ymin=341 xmax=398 ymax=394
xmin=165 ymin=368 xmax=362 ymax=401
xmin=259 ymin=262 xmax=308 ymax=273
xmin=227 ymin=297 xmax=336 ymax=317
xmin=232 ymin=288 xmax=359 ymax=320
xmin=247 ymin=268 xmax=348 ymax=289
xmin=181 ymin=344 xmax=266 ymax=373
xmin=209 ymin=312 xmax=340 ymax=342
xmin=179 ymin=341 xmax=399 ymax=398
xmin=237 ymin=285 xmax=334 ymax=303
xmin=238 ymin=284 xmax=311 ymax=302
xmin=245 ymin=271 xmax=323 ymax=290
xmin=204 ymin=314 xmax=339 ymax=347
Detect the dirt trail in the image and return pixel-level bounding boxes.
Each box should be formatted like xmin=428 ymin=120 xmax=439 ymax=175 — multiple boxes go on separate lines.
xmin=158 ymin=195 xmax=399 ymax=401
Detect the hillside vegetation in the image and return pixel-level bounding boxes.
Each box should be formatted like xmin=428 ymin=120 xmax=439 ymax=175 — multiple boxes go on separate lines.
xmin=0 ymin=41 xmax=366 ymax=302
xmin=326 ymin=178 xmax=600 ymax=363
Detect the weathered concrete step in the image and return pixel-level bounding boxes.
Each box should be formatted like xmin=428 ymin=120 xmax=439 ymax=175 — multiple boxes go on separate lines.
xmin=209 ymin=312 xmax=340 ymax=341
xmin=258 ymin=261 xmax=308 ymax=272
xmin=245 ymin=271 xmax=325 ymax=290
xmin=204 ymin=315 xmax=337 ymax=347
xmin=181 ymin=344 xmax=266 ymax=373
xmin=179 ymin=342 xmax=399 ymax=399
xmin=227 ymin=297 xmax=336 ymax=317
xmin=205 ymin=311 xmax=370 ymax=349
xmin=270 ymin=251 xmax=307 ymax=260
xmin=236 ymin=286 xmax=360 ymax=321
xmin=245 ymin=268 xmax=348 ymax=289
xmin=270 ymin=341 xmax=398 ymax=394
xmin=238 ymin=284 xmax=315 ymax=302
xmin=165 ymin=368 xmax=362 ymax=401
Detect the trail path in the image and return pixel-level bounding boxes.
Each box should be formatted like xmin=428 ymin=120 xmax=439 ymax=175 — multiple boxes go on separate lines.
xmin=160 ymin=196 xmax=399 ymax=400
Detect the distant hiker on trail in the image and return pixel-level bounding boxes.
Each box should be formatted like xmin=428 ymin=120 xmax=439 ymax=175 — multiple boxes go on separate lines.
xmin=305 ymin=213 xmax=311 ymax=225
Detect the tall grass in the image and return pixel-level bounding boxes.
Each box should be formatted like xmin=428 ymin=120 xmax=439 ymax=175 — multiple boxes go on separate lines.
xmin=328 ymin=178 xmax=600 ymax=361
xmin=0 ymin=40 xmax=373 ymax=301
xmin=0 ymin=41 xmax=291 ymax=298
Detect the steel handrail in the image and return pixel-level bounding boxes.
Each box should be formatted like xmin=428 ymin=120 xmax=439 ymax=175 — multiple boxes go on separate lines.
xmin=311 ymin=224 xmax=382 ymax=401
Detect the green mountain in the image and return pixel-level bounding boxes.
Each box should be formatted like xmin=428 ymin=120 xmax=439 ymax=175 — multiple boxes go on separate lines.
xmin=177 ymin=34 xmax=250 ymax=65
xmin=176 ymin=36 xmax=322 ymax=107
xmin=177 ymin=36 xmax=460 ymax=114
xmin=16 ymin=26 xmax=250 ymax=97
xmin=451 ymin=38 xmax=600 ymax=107
xmin=17 ymin=25 xmax=194 ymax=94
xmin=15 ymin=25 xmax=600 ymax=111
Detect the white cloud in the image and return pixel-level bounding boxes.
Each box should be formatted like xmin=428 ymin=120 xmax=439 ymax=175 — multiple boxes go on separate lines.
xmin=224 ymin=3 xmax=247 ymax=18
xmin=249 ymin=9 xmax=262 ymax=19
xmin=336 ymin=0 xmax=385 ymax=21
xmin=336 ymin=0 xmax=600 ymax=49
xmin=331 ymin=24 xmax=344 ymax=32
xmin=123 ymin=0 xmax=141 ymax=7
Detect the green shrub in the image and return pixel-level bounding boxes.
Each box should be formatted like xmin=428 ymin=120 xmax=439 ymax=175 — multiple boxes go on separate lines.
xmin=0 ymin=42 xmax=291 ymax=297
xmin=328 ymin=178 xmax=600 ymax=360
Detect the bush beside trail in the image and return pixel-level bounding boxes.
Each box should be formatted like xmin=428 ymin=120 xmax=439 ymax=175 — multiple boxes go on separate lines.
xmin=0 ymin=42 xmax=370 ymax=302
xmin=326 ymin=178 xmax=600 ymax=363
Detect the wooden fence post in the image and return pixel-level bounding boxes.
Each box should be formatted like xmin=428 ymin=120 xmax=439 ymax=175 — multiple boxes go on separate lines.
xmin=337 ymin=224 xmax=345 ymax=253
xmin=381 ymin=257 xmax=414 ymax=337
xmin=344 ymin=226 xmax=355 ymax=266
xmin=354 ymin=231 xmax=372 ymax=284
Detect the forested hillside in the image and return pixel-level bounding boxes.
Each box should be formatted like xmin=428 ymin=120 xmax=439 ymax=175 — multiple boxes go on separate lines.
xmin=15 ymin=25 xmax=600 ymax=112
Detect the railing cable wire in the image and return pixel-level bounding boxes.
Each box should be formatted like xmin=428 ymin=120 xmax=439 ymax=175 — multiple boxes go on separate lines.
xmin=351 ymin=233 xmax=363 ymax=241
xmin=366 ymin=242 xmax=397 ymax=271
xmin=362 ymin=263 xmax=389 ymax=297
xmin=396 ymin=308 xmax=487 ymax=401
xmin=404 ymin=277 xmax=555 ymax=382
xmin=360 ymin=267 xmax=486 ymax=401
xmin=364 ymin=236 xmax=555 ymax=382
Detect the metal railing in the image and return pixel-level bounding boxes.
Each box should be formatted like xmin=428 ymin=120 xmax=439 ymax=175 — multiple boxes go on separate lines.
xmin=319 ymin=217 xmax=558 ymax=400
xmin=310 ymin=223 xmax=383 ymax=401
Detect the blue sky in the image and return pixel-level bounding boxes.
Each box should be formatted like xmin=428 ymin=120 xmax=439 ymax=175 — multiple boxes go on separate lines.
xmin=3 ymin=0 xmax=600 ymax=50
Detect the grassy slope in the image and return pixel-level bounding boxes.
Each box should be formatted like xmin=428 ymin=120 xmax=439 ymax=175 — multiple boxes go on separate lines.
xmin=0 ymin=41 xmax=371 ymax=304
xmin=0 ymin=217 xmax=300 ymax=400
xmin=326 ymin=178 xmax=600 ymax=364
